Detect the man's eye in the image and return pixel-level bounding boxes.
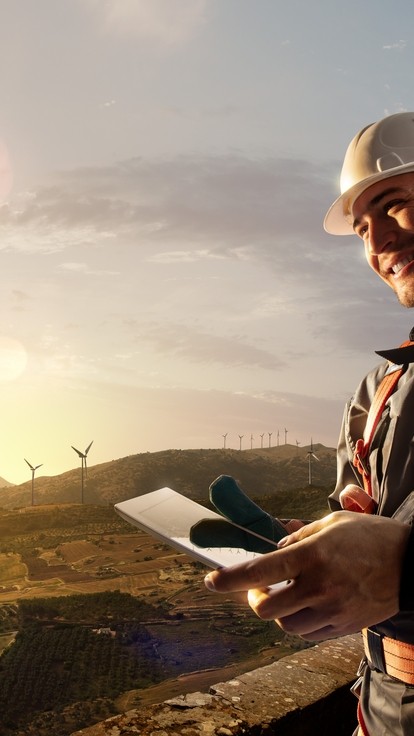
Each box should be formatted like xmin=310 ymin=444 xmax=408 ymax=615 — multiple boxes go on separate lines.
xmin=357 ymin=224 xmax=368 ymax=239
xmin=385 ymin=199 xmax=405 ymax=213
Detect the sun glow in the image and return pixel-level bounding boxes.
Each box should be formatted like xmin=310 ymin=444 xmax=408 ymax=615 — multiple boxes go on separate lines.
xmin=0 ymin=337 xmax=28 ymax=381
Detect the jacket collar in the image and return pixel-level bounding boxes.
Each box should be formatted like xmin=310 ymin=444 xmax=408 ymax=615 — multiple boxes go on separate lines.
xmin=376 ymin=328 xmax=414 ymax=364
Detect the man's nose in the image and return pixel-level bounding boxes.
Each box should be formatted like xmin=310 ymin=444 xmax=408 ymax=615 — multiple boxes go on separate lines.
xmin=367 ymin=217 xmax=399 ymax=255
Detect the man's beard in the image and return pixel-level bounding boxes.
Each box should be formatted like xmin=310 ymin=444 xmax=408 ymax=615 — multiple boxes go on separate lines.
xmin=394 ymin=283 xmax=414 ymax=308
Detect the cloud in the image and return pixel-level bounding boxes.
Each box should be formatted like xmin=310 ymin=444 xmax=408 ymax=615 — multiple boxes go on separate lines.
xmin=4 ymin=150 xmax=404 ymax=360
xmin=126 ymin=321 xmax=286 ymax=371
xmin=59 ymin=262 xmax=89 ymax=273
xmin=101 ymin=382 xmax=345 ymax=451
xmin=58 ymin=261 xmax=120 ymax=276
xmin=4 ymin=153 xmax=334 ymax=254
xmin=0 ymin=192 xmax=117 ymax=253
xmin=0 ymin=139 xmax=13 ymax=203
xmin=85 ymin=0 xmax=208 ymax=46
xmin=383 ymin=40 xmax=407 ymax=51
xmin=147 ymin=249 xmax=226 ymax=264
xmin=10 ymin=289 xmax=31 ymax=309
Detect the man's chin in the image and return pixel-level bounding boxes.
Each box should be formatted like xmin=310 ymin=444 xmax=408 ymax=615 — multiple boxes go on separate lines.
xmin=388 ymin=274 xmax=414 ymax=308
xmin=396 ymin=289 xmax=414 ymax=309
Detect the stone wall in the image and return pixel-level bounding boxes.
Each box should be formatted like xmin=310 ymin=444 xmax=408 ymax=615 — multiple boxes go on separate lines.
xmin=71 ymin=633 xmax=363 ymax=736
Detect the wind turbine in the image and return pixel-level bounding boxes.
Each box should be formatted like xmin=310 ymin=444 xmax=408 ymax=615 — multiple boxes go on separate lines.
xmin=71 ymin=441 xmax=93 ymax=504
xmin=222 ymin=433 xmax=228 ymax=449
xmin=307 ymin=439 xmax=320 ymax=485
xmin=24 ymin=459 xmax=43 ymax=507
xmin=238 ymin=434 xmax=244 ymax=451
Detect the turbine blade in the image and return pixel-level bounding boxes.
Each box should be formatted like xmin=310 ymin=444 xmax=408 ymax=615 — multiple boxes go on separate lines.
xmin=71 ymin=446 xmax=84 ymax=458
xmin=24 ymin=459 xmax=35 ymax=470
xmin=85 ymin=440 xmax=93 ymax=455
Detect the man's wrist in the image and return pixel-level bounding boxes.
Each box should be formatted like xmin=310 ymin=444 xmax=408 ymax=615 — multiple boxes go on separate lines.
xmin=399 ymin=525 xmax=414 ymax=611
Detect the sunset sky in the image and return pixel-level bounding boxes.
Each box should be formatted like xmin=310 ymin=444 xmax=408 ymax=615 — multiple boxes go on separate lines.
xmin=1 ymin=0 xmax=414 ymax=485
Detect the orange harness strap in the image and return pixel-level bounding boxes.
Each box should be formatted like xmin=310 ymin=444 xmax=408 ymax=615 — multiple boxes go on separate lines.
xmin=352 ymin=340 xmax=412 ymax=501
xmin=362 ymin=629 xmax=414 ymax=685
xmin=357 ymin=701 xmax=369 ymax=736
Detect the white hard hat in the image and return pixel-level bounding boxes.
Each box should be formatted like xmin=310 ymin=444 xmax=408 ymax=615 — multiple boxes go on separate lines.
xmin=324 ymin=112 xmax=414 ymax=235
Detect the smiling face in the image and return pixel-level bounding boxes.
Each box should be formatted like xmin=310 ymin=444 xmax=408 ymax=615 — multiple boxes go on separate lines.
xmin=352 ymin=172 xmax=414 ymax=308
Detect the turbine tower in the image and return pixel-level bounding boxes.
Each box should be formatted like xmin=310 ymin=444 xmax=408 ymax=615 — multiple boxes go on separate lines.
xmin=24 ymin=459 xmax=43 ymax=507
xmin=307 ymin=439 xmax=320 ymax=485
xmin=71 ymin=441 xmax=93 ymax=504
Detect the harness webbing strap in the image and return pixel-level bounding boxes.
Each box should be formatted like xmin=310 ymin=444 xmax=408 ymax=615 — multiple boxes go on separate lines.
xmin=357 ymin=701 xmax=369 ymax=736
xmin=352 ymin=340 xmax=413 ymax=499
xmin=362 ymin=629 xmax=414 ymax=685
xmin=353 ymin=368 xmax=404 ymax=498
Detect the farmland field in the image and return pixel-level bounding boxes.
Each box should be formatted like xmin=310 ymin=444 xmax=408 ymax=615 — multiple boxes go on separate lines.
xmin=0 ymin=503 xmax=310 ymax=736
xmin=0 ymin=554 xmax=26 ymax=587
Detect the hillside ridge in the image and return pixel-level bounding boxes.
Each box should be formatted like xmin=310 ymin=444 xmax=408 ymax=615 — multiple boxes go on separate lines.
xmin=0 ymin=444 xmax=336 ymax=510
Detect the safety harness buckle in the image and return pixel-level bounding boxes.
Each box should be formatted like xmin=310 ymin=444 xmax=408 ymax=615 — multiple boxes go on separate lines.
xmin=365 ymin=628 xmax=386 ymax=674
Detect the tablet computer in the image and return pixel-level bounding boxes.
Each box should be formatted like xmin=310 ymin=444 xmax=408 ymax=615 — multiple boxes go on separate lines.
xmin=114 ymin=486 xmax=279 ymax=570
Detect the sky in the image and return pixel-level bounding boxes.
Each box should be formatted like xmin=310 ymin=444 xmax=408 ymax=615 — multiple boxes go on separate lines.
xmin=1 ymin=0 xmax=414 ymax=485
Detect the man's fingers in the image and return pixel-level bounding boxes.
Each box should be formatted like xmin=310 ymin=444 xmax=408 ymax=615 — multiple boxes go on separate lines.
xmin=247 ymin=587 xmax=272 ymax=612
xmin=247 ymin=579 xmax=312 ymax=622
xmin=204 ymin=544 xmax=304 ymax=593
xmin=277 ymin=513 xmax=341 ymax=548
xmin=283 ymin=519 xmax=305 ymax=534
xmin=247 ymin=587 xmax=344 ymax=640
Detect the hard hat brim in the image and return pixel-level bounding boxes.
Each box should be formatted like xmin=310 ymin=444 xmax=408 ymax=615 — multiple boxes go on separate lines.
xmin=323 ymin=161 xmax=414 ymax=236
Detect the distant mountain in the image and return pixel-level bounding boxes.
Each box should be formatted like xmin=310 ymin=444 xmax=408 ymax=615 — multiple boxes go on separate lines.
xmin=0 ymin=476 xmax=15 ymax=488
xmin=0 ymin=444 xmax=336 ymax=511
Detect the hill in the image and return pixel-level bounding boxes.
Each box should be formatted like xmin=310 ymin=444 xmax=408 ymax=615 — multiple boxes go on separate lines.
xmin=0 ymin=444 xmax=336 ymax=510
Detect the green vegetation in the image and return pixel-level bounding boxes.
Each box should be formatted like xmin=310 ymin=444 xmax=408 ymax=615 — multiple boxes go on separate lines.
xmin=0 ymin=589 xmax=282 ymax=736
xmin=0 ymin=591 xmax=166 ymax=735
xmin=256 ymin=484 xmax=332 ymax=521
xmin=0 ymin=505 xmax=133 ymax=555
xmin=17 ymin=589 xmax=167 ymax=625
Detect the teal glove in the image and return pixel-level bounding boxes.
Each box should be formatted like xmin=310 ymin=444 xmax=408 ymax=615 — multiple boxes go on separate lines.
xmin=190 ymin=475 xmax=289 ymax=554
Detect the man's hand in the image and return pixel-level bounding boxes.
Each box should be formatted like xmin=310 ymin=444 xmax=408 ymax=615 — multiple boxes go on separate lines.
xmin=204 ymin=510 xmax=410 ymax=641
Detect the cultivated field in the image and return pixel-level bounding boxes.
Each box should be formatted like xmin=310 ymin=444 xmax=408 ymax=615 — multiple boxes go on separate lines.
xmin=0 ymin=503 xmax=310 ymax=735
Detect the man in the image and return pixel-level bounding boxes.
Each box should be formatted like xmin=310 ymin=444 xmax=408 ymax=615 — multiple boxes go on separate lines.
xmin=202 ymin=112 xmax=414 ymax=735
